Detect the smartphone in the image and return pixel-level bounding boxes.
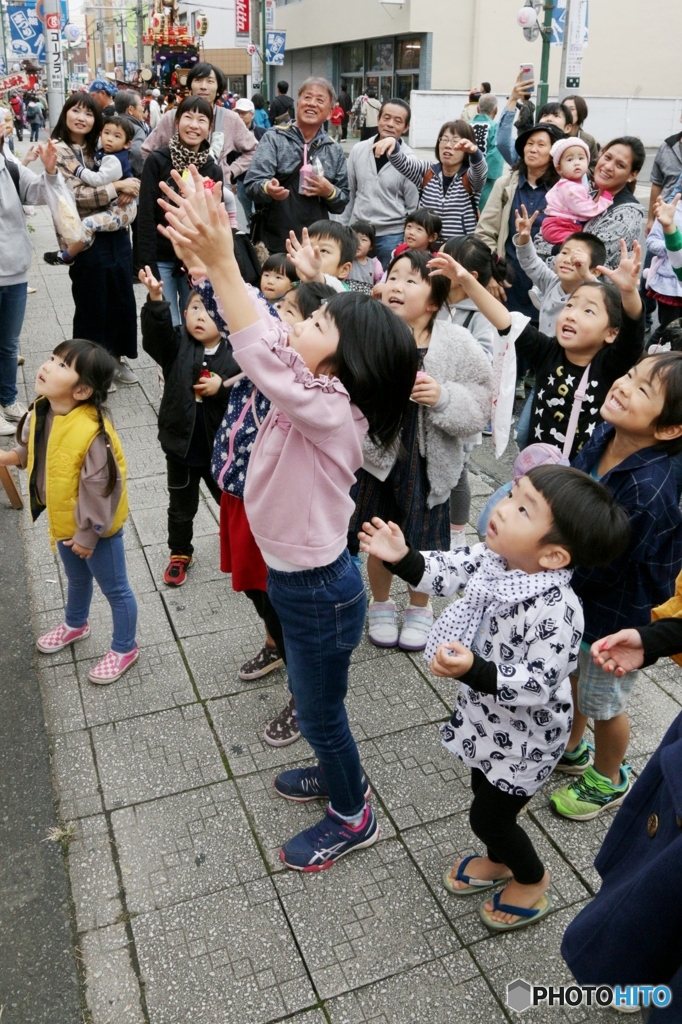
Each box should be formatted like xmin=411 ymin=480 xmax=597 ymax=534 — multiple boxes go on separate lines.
xmin=519 ymin=63 xmax=535 ymax=93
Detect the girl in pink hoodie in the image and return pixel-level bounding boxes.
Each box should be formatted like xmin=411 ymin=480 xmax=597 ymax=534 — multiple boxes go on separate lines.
xmin=162 ymin=170 xmax=418 ymax=872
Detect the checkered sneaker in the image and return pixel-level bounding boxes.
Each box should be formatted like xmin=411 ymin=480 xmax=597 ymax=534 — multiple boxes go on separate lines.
xmin=88 ymin=645 xmax=139 ymax=685
xmin=36 ymin=621 xmax=90 ymax=654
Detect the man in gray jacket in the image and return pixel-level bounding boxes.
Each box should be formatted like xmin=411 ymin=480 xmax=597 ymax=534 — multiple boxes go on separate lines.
xmin=341 ymin=98 xmax=419 ymax=267
xmin=244 ymin=77 xmax=348 ymax=253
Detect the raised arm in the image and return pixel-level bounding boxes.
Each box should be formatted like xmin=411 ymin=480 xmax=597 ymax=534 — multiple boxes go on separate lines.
xmin=74 ymin=154 xmax=124 ymax=187
xmin=373 ymin=135 xmax=430 ymax=189
xmin=428 ymin=251 xmax=512 ymax=331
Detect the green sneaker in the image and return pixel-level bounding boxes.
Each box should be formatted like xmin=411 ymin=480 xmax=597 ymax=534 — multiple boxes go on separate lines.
xmin=555 ymin=738 xmax=595 ymax=775
xmin=550 ymin=765 xmax=631 ymax=821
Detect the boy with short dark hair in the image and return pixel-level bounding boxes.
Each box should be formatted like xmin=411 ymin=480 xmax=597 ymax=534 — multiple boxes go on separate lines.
xmin=284 ymin=222 xmax=357 ymax=292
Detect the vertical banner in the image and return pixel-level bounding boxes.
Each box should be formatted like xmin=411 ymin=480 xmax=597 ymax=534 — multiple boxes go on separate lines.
xmin=264 ymin=0 xmax=275 ymax=30
xmin=235 ymin=0 xmax=250 ymax=42
xmin=43 ymin=0 xmax=64 ymax=125
xmin=265 ymin=30 xmax=285 ymax=66
xmin=565 ymin=0 xmax=588 ymax=89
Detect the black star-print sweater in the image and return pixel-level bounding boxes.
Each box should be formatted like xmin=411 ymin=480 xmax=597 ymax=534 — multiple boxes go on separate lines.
xmin=512 ymin=308 xmax=645 ymax=459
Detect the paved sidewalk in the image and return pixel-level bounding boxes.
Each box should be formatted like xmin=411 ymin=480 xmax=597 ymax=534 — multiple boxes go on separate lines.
xmin=4 ymin=205 xmax=677 ymax=1023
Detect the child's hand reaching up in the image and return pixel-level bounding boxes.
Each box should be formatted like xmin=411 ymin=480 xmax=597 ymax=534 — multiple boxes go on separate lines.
xmin=569 ymin=247 xmax=594 ymax=281
xmin=158 ymin=166 xmax=235 ymax=277
xmin=514 ymin=204 xmax=540 ymax=245
xmin=595 ymin=238 xmax=642 ymax=318
xmin=430 ymin=641 xmax=474 ymax=679
xmin=285 ymin=228 xmax=323 ymax=282
xmin=357 ymin=517 xmax=409 ymax=563
xmin=654 ymin=193 xmax=681 ymax=234
xmin=427 ymin=251 xmax=472 ymax=287
xmin=138 ymin=265 xmax=164 ymax=302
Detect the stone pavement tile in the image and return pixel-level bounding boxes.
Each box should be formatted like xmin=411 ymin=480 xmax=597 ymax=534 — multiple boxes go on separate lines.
xmin=274 ymin=840 xmax=460 ymax=1000
xmin=144 ymin=534 xmax=224 ymax=587
xmin=91 ymin=704 xmax=226 ymax=809
xmin=112 ymin=781 xmax=266 ymax=913
xmin=133 ymin=878 xmax=316 ymax=1024
xmin=473 ymin=901 xmax=640 ymax=1023
xmin=37 ymin=659 xmax=85 ymax=735
xmin=67 ymin=814 xmax=122 ymax=932
xmin=346 ymin=653 xmax=449 ymax=742
xmin=211 ymin=681 xmax=314 ymax=776
xmin=107 ymin=397 xmax=159 ymax=430
xmin=51 ymin=729 xmax=103 ymax=820
xmin=81 ymin=923 xmax=145 ymax=1024
xmin=77 ymin=641 xmax=197 ymax=726
xmin=163 ymin=578 xmax=258 ymax=638
xmin=118 ymin=545 xmax=159 ymax=596
xmin=401 ymin=810 xmax=590 ymax=946
xmin=358 ymin=725 xmax=471 ymax=829
xmin=626 ymin=677 xmax=682 ymax=758
xmin=643 ymin=658 xmax=682 ymax=707
xmin=235 ymin=765 xmax=396 ymax=872
xmin=182 ymin=625 xmax=287 ymax=700
xmin=281 ymin=1013 xmax=327 ymax=1024
xmin=529 ymin=798 xmax=620 ymax=893
xmin=326 ymin=950 xmax=506 ymax=1024
xmin=125 ymin=473 xmax=170 ymax=513
xmin=70 ymin=590 xmax=174 ymax=662
xmin=116 ymin=428 xmax=170 ymax=480
xmin=131 ymin=500 xmax=217 ymax=548
xmin=23 ymin=564 xmax=65 ymax=614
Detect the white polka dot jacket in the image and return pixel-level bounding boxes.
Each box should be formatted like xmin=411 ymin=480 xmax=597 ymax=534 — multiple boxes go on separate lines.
xmin=405 ymin=542 xmax=584 ymax=796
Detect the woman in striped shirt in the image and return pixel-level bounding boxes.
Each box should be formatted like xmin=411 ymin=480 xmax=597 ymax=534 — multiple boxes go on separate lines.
xmin=372 ymin=119 xmax=487 ymax=240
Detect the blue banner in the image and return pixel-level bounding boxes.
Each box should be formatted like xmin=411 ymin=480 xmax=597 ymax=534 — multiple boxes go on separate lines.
xmin=265 ymin=30 xmax=286 ymax=67
xmin=8 ymin=0 xmax=68 ymax=64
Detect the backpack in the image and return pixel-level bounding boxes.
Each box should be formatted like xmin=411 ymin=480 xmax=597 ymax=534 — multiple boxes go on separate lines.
xmin=211 ymin=376 xmax=272 ymax=498
xmin=419 ymin=162 xmax=479 ymax=223
xmin=26 ymin=103 xmax=38 ymax=122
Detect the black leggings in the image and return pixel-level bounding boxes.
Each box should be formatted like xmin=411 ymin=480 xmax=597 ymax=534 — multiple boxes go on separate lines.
xmin=244 ymin=589 xmax=286 ymax=664
xmin=469 ymin=769 xmax=544 ymax=885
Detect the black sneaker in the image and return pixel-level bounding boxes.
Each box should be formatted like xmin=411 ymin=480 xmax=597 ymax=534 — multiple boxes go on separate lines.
xmin=263 ymin=695 xmax=300 ymax=747
xmin=274 ymin=765 xmax=371 ymax=802
xmin=43 ymin=251 xmax=72 ymax=265
xmin=239 ymin=645 xmax=284 ymax=681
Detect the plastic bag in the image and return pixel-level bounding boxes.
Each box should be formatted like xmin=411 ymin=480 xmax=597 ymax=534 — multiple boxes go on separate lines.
xmin=490 ymin=311 xmax=529 ymax=459
xmin=44 ymin=172 xmax=83 ymax=247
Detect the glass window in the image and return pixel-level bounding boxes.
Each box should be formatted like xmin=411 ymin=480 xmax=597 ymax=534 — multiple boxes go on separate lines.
xmin=396 ymin=38 xmax=421 ymax=71
xmin=341 ymin=42 xmax=363 ymax=74
xmin=368 ymin=39 xmax=393 ymax=72
xmin=396 ymin=73 xmax=418 ymax=100
xmin=340 ymin=75 xmax=363 ymax=101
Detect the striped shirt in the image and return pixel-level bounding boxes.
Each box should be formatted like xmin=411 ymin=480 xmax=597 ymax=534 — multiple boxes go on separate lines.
xmin=388 ymin=147 xmax=487 ymax=240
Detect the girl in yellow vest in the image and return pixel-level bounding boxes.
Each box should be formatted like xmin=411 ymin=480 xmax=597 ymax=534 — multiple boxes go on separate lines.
xmin=0 ymin=339 xmax=138 ymax=683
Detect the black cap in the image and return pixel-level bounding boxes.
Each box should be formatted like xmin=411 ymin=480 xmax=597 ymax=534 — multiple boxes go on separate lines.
xmin=514 ymin=121 xmax=566 ymax=158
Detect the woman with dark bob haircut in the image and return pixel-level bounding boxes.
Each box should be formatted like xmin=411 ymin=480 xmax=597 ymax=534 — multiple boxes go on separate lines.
xmin=372 ymin=117 xmax=487 ymax=239
xmin=49 ymin=92 xmax=139 ymax=380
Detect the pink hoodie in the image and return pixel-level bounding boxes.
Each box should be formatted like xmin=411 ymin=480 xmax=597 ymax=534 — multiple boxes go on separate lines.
xmin=225 ymin=297 xmax=367 ymax=569
xmin=544 ymin=178 xmax=613 ymax=222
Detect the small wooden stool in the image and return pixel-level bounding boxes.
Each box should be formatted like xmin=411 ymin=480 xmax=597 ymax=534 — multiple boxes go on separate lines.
xmin=0 ymin=466 xmax=23 ymax=509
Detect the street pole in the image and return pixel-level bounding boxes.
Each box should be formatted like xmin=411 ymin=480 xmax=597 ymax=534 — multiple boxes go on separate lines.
xmin=538 ymin=0 xmax=554 ymax=109
xmin=136 ymin=0 xmax=144 ymax=69
xmin=557 ymin=0 xmax=570 ymax=100
xmin=97 ymin=19 xmax=106 ymax=72
xmin=0 ymin=0 xmax=8 ymax=72
xmin=43 ymin=0 xmax=65 ymax=124
xmin=260 ymin=0 xmax=267 ymax=101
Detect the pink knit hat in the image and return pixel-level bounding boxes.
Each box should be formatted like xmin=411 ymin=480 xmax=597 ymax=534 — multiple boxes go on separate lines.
xmin=550 ymin=136 xmax=591 ymax=169
xmin=513 ymin=443 xmax=569 ymax=482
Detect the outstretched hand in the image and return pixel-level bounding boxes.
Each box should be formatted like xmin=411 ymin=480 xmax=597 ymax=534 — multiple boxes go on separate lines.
xmin=426 ymin=251 xmax=472 ymax=286
xmin=38 ymin=138 xmax=58 ymax=175
xmin=357 ymin=517 xmax=409 ymax=563
xmin=595 ymin=238 xmax=641 ymax=293
xmin=285 ymin=227 xmax=323 ymax=282
xmin=157 ymin=165 xmax=234 ymax=277
xmin=514 ymin=203 xmax=540 ymax=244
xmin=654 ymin=193 xmax=681 ymax=233
xmin=590 ymin=630 xmax=645 ymax=677
xmin=430 ymin=641 xmax=474 ymax=679
xmin=138 ymin=265 xmax=164 ymax=302
xmin=372 ymin=136 xmax=397 ymax=159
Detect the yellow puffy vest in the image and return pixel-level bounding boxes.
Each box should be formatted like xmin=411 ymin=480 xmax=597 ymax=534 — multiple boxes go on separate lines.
xmin=27 ymin=399 xmax=128 ymax=544
xmin=652 ymin=570 xmax=682 ymax=668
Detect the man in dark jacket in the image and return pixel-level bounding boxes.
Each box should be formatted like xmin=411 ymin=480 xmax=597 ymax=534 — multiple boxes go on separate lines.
xmin=244 ymin=77 xmax=349 ymax=253
xmin=338 ymin=84 xmax=352 ymax=140
xmin=140 ymin=273 xmax=239 ymax=587
xmin=268 ymin=80 xmax=294 ymax=126
xmin=114 ymin=90 xmax=149 ymax=177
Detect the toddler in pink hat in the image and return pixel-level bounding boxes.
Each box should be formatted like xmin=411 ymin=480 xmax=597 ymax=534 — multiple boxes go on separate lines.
xmin=541 ymin=137 xmax=613 ymax=245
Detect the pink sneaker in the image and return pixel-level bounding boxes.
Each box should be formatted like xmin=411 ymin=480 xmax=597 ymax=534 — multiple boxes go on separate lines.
xmin=88 ymin=645 xmax=139 ymax=685
xmin=36 ymin=621 xmax=90 ymax=654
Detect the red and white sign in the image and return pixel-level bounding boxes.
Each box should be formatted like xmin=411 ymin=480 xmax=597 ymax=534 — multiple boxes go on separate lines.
xmin=235 ymin=0 xmax=250 ymax=37
xmin=45 ymin=11 xmax=60 ymax=30
xmin=0 ymin=73 xmax=28 ymax=93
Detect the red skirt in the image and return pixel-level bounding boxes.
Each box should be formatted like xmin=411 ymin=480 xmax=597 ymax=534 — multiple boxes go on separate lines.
xmin=219 ymin=492 xmax=267 ymax=593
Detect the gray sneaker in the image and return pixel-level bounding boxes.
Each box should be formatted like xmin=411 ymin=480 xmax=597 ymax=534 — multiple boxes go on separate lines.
xmin=2 ymin=401 xmax=27 ymax=422
xmin=113 ymin=359 xmax=138 ymax=385
xmin=0 ymin=413 xmax=15 ymax=436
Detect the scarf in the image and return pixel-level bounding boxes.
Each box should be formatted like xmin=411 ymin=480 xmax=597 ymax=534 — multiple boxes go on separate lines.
xmin=168 ymin=135 xmax=212 ymax=174
xmin=424 ymin=546 xmax=573 ymax=660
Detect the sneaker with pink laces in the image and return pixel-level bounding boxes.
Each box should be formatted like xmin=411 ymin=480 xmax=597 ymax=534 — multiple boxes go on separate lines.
xmin=88 ymin=645 xmax=139 ymax=685
xmin=36 ymin=621 xmax=90 ymax=654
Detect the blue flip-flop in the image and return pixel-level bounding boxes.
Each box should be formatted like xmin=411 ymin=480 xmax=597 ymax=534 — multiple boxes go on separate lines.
xmin=480 ymin=889 xmax=551 ymax=930
xmin=442 ymin=854 xmax=511 ymax=896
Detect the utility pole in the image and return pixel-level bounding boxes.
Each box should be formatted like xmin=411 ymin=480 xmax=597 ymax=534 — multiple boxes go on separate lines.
xmin=260 ymin=0 xmax=267 ymax=101
xmin=537 ymin=0 xmax=554 ymax=109
xmin=97 ymin=18 xmax=106 ymax=72
xmin=0 ymin=0 xmax=9 ymax=72
xmin=136 ymin=0 xmax=144 ymax=68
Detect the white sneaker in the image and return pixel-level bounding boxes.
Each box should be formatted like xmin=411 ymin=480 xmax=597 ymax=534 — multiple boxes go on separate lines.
xmin=113 ymin=359 xmax=138 ymax=385
xmin=398 ymin=605 xmax=434 ymax=651
xmin=0 ymin=413 xmax=15 ymax=436
xmin=368 ymin=600 xmax=399 ymax=647
xmin=2 ymin=401 xmax=27 ymax=422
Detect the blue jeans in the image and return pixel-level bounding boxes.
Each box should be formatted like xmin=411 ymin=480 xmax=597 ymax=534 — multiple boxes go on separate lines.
xmin=374 ymin=232 xmax=404 ymax=270
xmin=267 ymin=549 xmax=366 ymax=817
xmin=515 ymin=388 xmax=535 ymax=450
xmin=157 ymin=262 xmax=190 ymax=328
xmin=0 ymin=282 xmax=27 ymax=406
xmin=58 ymin=529 xmax=137 ymax=654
